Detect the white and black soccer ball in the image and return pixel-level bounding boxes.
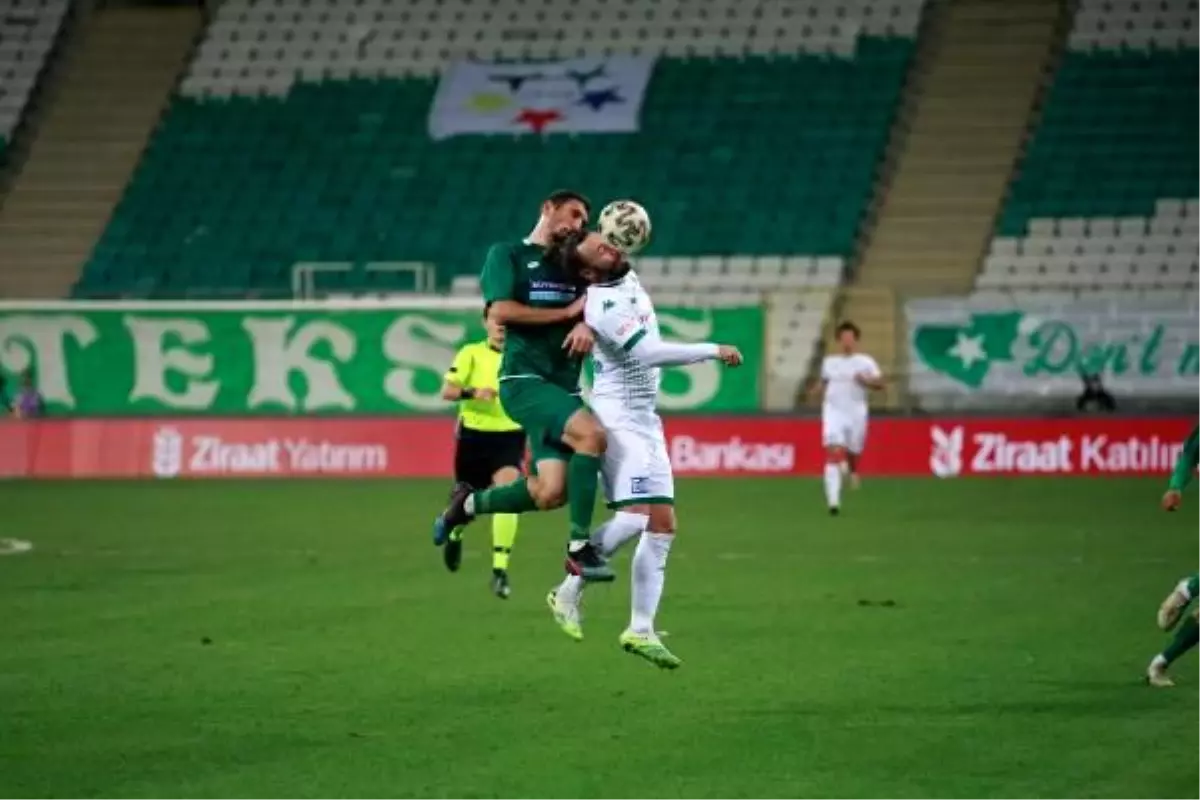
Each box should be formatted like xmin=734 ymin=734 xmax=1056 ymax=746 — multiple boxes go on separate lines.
xmin=597 ymin=200 xmax=652 ymax=255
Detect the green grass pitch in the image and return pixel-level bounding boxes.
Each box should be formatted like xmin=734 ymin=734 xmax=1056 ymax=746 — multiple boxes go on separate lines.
xmin=1 ymin=477 xmax=1196 ymax=798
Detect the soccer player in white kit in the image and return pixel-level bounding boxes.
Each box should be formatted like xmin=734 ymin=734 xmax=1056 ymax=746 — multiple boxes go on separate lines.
xmin=819 ymin=321 xmax=884 ymax=515
xmin=545 ymin=232 xmax=743 ymax=669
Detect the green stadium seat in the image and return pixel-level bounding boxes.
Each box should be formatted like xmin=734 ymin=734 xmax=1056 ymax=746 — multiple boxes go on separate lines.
xmin=76 ymin=0 xmax=922 ymax=298
xmin=980 ymin=0 xmax=1197 ymax=293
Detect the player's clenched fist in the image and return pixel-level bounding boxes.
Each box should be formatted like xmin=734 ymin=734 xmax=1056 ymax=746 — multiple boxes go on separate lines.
xmin=717 ymin=345 xmax=743 ymax=367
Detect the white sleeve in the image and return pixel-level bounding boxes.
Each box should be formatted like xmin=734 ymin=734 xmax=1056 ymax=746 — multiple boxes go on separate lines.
xmin=585 ymin=287 xmax=646 ymax=351
xmin=627 ymin=329 xmax=720 ymax=367
xmin=820 ymin=357 xmax=832 ymax=381
xmin=862 ymin=355 xmax=882 ymax=377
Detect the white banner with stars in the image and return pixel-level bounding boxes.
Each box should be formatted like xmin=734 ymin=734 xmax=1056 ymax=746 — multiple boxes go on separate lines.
xmin=427 ymin=55 xmax=656 ymax=140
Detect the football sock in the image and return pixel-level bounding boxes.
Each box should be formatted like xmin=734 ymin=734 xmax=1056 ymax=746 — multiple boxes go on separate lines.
xmin=630 ymin=532 xmax=673 ymax=634
xmin=824 ymin=463 xmax=842 ymax=508
xmin=491 ymin=514 xmax=518 ymax=572
xmin=556 ymin=513 xmax=648 ymax=605
xmin=1160 ymin=615 xmax=1199 ymax=666
xmin=567 ymin=453 xmax=603 ymax=541
xmin=472 ymin=480 xmax=537 ymax=515
xmin=1185 ymin=573 xmax=1199 ymax=601
xmin=596 ymin=512 xmax=650 ymax=556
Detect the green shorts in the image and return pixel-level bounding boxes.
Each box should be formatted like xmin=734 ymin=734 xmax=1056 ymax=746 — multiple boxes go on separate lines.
xmin=499 ymin=378 xmax=584 ymax=465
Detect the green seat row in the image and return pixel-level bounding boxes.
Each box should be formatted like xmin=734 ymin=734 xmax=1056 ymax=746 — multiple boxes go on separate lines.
xmin=997 ymin=47 xmax=1198 ymax=236
xmin=78 ymin=41 xmax=913 ymax=298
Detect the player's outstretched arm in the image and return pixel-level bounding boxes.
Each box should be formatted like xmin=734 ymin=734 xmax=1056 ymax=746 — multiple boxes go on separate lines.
xmin=1162 ymin=425 xmax=1199 ymax=510
xmin=626 ymin=332 xmax=740 ymax=368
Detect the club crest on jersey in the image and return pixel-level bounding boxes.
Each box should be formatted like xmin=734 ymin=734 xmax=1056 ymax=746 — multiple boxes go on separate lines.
xmin=602 ymin=299 xmax=616 ymax=311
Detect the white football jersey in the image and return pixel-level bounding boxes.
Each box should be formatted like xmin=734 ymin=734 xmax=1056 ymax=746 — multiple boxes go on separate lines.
xmin=821 ymin=352 xmax=881 ymax=415
xmin=584 ymin=270 xmax=660 ymax=412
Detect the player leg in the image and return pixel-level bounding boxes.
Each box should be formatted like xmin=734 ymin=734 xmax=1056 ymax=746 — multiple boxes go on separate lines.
xmin=1147 ymin=573 xmax=1200 ymax=687
xmin=432 ymin=382 xmax=559 ymax=545
xmin=617 ymin=423 xmax=681 ymax=668
xmin=441 ymin=435 xmax=494 ymax=573
xmin=822 ymin=412 xmax=848 ymax=514
xmin=489 ymin=463 xmax=522 ymax=600
xmin=557 ymin=406 xmax=612 ymax=581
xmin=846 ymin=417 xmax=868 ymax=490
xmin=548 ymin=424 xmax=647 ymax=640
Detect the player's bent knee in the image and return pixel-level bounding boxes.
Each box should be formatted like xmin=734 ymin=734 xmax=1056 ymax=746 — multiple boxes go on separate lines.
xmin=647 ymin=504 xmax=676 ymax=534
xmin=825 ymin=446 xmax=847 ymax=463
xmin=529 ymin=477 xmax=567 ymax=509
xmin=564 ymin=413 xmax=607 ymax=456
xmin=492 ymin=465 xmax=521 ymax=485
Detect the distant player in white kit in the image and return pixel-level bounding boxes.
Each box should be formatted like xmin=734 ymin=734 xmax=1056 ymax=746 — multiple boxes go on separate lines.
xmin=543 ymin=231 xmax=743 ymax=669
xmin=819 ymin=321 xmax=884 ymax=515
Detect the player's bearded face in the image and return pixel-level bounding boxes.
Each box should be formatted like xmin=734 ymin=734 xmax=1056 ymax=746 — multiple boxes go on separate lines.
xmin=544 ymin=199 xmax=589 ymax=236
xmin=576 ymin=232 xmax=623 ymax=281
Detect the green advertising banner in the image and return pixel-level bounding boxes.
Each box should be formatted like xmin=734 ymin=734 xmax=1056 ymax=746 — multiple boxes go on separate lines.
xmin=0 ymin=301 xmax=763 ymax=414
xmin=906 ymin=296 xmax=1199 ymax=403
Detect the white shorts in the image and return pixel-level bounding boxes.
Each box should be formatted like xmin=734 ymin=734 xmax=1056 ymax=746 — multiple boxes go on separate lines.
xmin=822 ymin=410 xmax=868 ymax=454
xmin=592 ymin=404 xmax=675 ymax=508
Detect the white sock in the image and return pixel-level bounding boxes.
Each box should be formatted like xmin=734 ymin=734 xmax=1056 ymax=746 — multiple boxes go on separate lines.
xmin=556 ymin=512 xmax=647 ymax=607
xmin=463 ymin=494 xmax=476 ymax=515
xmin=595 ymin=511 xmax=649 ymax=556
xmin=630 ymin=532 xmax=673 ymax=634
xmin=557 ymin=574 xmax=584 ymax=607
xmin=824 ymin=463 xmax=842 ymax=508
xmin=1151 ymin=653 xmax=1168 ymax=669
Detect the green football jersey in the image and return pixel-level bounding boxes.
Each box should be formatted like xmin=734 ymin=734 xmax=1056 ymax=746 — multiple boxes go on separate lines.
xmin=479 ymin=239 xmax=585 ymax=391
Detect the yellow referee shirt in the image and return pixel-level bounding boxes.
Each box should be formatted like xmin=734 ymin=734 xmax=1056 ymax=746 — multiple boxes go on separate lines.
xmin=444 ymin=340 xmax=521 ymax=433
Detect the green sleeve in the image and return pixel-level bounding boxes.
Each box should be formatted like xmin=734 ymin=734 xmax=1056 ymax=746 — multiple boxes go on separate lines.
xmin=1168 ymin=425 xmax=1199 ymax=492
xmin=480 ymin=245 xmax=516 ymax=303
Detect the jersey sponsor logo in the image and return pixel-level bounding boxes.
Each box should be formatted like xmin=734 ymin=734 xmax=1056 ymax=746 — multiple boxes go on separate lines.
xmin=616 ymin=320 xmax=636 ymax=337
xmin=630 ymin=475 xmax=649 ymax=495
xmin=602 ymin=299 xmax=616 ymax=312
xmin=529 ymin=291 xmax=577 ymax=303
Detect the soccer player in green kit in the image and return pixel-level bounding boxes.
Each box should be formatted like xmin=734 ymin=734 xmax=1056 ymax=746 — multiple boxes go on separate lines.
xmin=1145 ymin=424 xmax=1199 ymax=687
xmin=432 ymin=190 xmax=621 ymax=582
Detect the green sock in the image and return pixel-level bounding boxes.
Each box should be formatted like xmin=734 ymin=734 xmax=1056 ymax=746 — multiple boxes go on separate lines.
xmin=1162 ymin=615 xmax=1200 ymax=665
xmin=567 ymin=453 xmax=602 ymax=541
xmin=1186 ymin=573 xmax=1199 ymax=600
xmin=474 ymin=480 xmax=538 ymax=515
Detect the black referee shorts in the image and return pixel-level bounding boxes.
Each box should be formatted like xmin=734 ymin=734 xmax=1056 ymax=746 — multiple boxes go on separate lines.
xmin=453 ymin=428 xmax=526 ymax=490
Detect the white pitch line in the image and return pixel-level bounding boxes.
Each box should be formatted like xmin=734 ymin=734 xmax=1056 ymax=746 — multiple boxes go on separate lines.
xmin=0 ymin=538 xmax=33 ymax=556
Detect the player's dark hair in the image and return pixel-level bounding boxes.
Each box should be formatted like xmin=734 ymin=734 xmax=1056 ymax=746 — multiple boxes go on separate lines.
xmin=483 ymin=302 xmax=492 ymax=320
xmin=836 ymin=321 xmax=861 ymax=339
xmin=544 ymin=189 xmax=591 ymax=215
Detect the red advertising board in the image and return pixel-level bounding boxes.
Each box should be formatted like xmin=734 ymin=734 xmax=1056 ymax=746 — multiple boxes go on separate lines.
xmin=0 ymin=416 xmax=1193 ymax=480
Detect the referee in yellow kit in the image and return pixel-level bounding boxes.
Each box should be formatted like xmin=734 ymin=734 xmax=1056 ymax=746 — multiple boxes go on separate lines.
xmin=440 ymin=305 xmax=525 ymax=599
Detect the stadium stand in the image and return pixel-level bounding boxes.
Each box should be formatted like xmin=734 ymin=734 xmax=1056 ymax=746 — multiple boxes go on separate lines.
xmin=79 ymin=0 xmax=923 ymax=303
xmin=979 ymin=0 xmax=1198 ymax=293
xmin=0 ymin=7 xmax=202 ymax=299
xmin=67 ymin=0 xmax=928 ymax=405
xmin=0 ymin=0 xmax=68 ymax=159
xmin=822 ymin=0 xmax=1063 ymax=409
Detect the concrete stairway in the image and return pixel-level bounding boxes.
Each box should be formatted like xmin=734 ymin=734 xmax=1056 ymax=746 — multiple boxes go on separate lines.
xmin=825 ymin=0 xmax=1064 ymax=408
xmin=857 ymin=0 xmax=1064 ymax=293
xmin=0 ymin=7 xmax=200 ymax=299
